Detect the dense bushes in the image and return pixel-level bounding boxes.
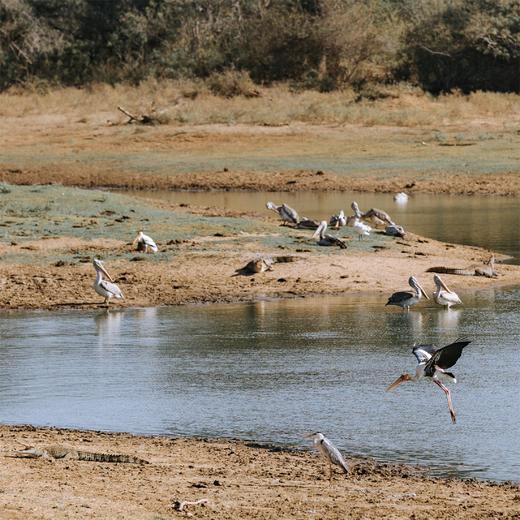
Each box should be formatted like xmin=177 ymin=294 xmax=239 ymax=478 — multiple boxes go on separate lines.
xmin=1 ymin=0 xmax=520 ymax=93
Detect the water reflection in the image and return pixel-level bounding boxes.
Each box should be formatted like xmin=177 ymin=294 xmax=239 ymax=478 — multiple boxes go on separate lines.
xmin=0 ymin=293 xmax=519 ymax=481
xmin=122 ymin=190 xmax=520 ymax=261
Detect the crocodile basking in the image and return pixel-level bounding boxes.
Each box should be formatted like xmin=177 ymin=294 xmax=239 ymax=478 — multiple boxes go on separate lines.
xmin=6 ymin=444 xmax=149 ymax=464
xmin=427 ymin=255 xmax=498 ymax=278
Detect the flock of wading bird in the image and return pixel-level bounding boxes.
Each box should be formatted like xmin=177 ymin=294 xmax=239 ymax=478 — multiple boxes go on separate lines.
xmin=90 ymin=195 xmax=476 ymax=480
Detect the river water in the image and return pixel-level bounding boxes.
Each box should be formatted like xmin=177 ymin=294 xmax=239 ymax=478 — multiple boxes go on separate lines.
xmin=1 ymin=289 xmax=519 ymax=481
xmin=125 ymin=190 xmax=520 ymax=261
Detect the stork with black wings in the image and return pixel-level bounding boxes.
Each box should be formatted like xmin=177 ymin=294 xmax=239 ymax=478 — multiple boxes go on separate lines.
xmin=386 ymin=339 xmax=472 ymax=423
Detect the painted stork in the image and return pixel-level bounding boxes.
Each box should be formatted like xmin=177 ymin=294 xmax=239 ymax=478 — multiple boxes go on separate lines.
xmin=386 ymin=339 xmax=472 ymax=423
xmin=92 ymin=258 xmax=124 ymax=306
xmin=305 ymin=432 xmax=348 ymax=481
xmin=266 ymin=201 xmax=299 ymax=226
xmin=386 ymin=276 xmax=429 ymax=311
xmin=133 ymin=230 xmax=158 ymax=253
xmin=433 ymin=274 xmax=462 ymax=308
xmin=312 ymin=221 xmax=348 ymax=249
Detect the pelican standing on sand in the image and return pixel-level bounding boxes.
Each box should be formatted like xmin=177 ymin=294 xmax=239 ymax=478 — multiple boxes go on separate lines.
xmin=312 ymin=221 xmax=347 ymax=249
xmin=386 ymin=339 xmax=472 ymax=423
xmin=386 ymin=276 xmax=429 ymax=311
xmin=266 ymin=201 xmax=299 ymax=226
xmin=133 ymin=230 xmax=158 ymax=253
xmin=306 ymin=432 xmax=348 ymax=481
xmin=92 ymin=258 xmax=124 ymax=306
xmin=433 ymin=274 xmax=462 ymax=308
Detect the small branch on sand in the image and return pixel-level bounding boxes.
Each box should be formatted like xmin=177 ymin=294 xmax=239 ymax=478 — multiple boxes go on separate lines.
xmin=117 ymin=105 xmax=159 ymax=125
xmin=172 ymin=497 xmax=209 ymax=512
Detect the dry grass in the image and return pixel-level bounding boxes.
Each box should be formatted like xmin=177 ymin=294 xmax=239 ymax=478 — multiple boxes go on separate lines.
xmin=2 ymin=80 xmax=520 ymax=128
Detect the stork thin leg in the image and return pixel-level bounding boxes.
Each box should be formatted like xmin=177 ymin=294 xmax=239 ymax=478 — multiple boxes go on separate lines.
xmin=434 ymin=380 xmax=456 ymax=423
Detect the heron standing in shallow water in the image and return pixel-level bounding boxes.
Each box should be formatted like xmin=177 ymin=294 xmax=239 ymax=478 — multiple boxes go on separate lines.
xmin=433 ymin=274 xmax=462 ymax=309
xmin=306 ymin=432 xmax=348 ymax=481
xmin=386 ymin=339 xmax=471 ymax=423
xmin=386 ymin=276 xmax=429 ymax=311
xmin=92 ymin=258 xmax=124 ymax=306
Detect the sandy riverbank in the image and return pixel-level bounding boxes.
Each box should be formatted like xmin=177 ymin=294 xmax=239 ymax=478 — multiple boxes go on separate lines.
xmin=0 ymin=424 xmax=518 ymax=520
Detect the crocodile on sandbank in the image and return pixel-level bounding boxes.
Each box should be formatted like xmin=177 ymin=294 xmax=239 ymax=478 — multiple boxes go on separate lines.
xmin=427 ymin=255 xmax=498 ymax=278
xmin=6 ymin=444 xmax=149 ymax=464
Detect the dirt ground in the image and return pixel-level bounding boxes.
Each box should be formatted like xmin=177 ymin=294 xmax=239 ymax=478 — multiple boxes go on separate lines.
xmin=2 ymin=114 xmax=520 ymax=195
xmin=0 ymin=425 xmax=518 ymax=520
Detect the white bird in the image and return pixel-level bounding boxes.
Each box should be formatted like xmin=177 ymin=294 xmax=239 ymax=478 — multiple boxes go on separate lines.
xmin=433 ymin=274 xmax=462 ymax=308
xmin=353 ymin=218 xmax=371 ymax=240
xmin=329 ymin=210 xmax=346 ymax=229
xmin=133 ymin=230 xmax=158 ymax=253
xmin=393 ymin=192 xmax=409 ymax=204
xmin=92 ymin=258 xmax=124 ymax=306
xmin=266 ymin=201 xmax=299 ymax=226
xmin=312 ymin=221 xmax=347 ymax=249
xmin=386 ymin=339 xmax=471 ymax=423
xmin=306 ymin=432 xmax=348 ymax=481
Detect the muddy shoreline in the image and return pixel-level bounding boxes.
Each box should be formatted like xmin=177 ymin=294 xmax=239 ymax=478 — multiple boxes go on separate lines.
xmin=0 ymin=424 xmax=518 ymax=520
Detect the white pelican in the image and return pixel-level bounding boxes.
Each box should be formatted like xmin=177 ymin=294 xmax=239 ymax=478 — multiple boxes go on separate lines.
xmin=92 ymin=258 xmax=124 ymax=306
xmin=329 ymin=210 xmax=346 ymax=229
xmin=266 ymin=201 xmax=299 ymax=226
xmin=353 ymin=218 xmax=371 ymax=240
xmin=386 ymin=276 xmax=429 ymax=311
xmin=133 ymin=231 xmax=158 ymax=253
xmin=393 ymin=192 xmax=409 ymax=204
xmin=433 ymin=274 xmax=462 ymax=308
xmin=312 ymin=221 xmax=347 ymax=249
xmin=305 ymin=432 xmax=348 ymax=480
xmin=386 ymin=339 xmax=472 ymax=423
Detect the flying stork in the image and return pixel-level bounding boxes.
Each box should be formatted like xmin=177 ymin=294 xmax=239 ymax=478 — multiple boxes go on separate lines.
xmin=386 ymin=339 xmax=472 ymax=423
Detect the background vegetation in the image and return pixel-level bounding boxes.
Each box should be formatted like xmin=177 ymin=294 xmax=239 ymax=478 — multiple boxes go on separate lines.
xmin=1 ymin=0 xmax=520 ymax=94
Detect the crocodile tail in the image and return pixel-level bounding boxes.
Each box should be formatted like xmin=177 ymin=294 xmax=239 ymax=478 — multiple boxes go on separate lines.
xmin=78 ymin=451 xmax=149 ymax=464
xmin=426 ymin=267 xmax=470 ymax=275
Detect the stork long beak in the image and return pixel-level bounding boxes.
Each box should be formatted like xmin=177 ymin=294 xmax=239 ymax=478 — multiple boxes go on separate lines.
xmin=386 ymin=373 xmax=412 ymax=392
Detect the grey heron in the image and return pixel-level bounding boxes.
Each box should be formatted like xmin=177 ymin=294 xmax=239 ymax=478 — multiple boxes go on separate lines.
xmin=386 ymin=276 xmax=429 ymax=311
xmin=386 ymin=339 xmax=472 ymax=423
xmin=92 ymin=258 xmax=124 ymax=306
xmin=306 ymin=432 xmax=348 ymax=481
xmin=433 ymin=274 xmax=462 ymax=308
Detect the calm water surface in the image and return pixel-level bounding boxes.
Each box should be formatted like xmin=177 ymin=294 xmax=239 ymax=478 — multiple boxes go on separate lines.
xmin=126 ymin=190 xmax=520 ymax=261
xmin=1 ymin=290 xmax=519 ymax=481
